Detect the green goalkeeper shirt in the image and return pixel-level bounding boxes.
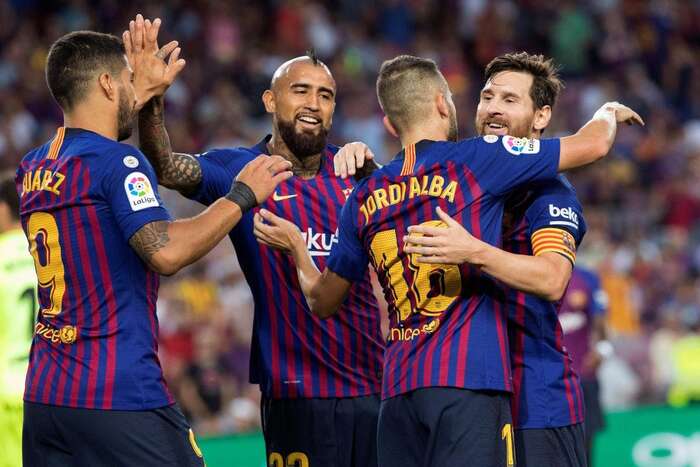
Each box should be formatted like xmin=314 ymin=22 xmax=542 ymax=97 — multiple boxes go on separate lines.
xmin=0 ymin=228 xmax=36 ymax=399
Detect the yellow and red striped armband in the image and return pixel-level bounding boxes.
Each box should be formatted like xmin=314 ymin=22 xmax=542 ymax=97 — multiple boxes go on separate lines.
xmin=531 ymin=227 xmax=577 ymax=265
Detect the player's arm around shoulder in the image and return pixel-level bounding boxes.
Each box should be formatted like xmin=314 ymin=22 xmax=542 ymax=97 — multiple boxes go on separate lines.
xmin=253 ymin=209 xmax=352 ymax=318
xmin=559 ymin=102 xmax=644 ymax=170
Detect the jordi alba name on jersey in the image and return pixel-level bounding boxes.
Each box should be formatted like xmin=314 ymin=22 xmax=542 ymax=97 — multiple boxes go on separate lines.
xmin=16 ymin=127 xmax=173 ymax=410
xmin=328 ymin=136 xmax=561 ymax=399
xmin=189 ymin=136 xmax=383 ymax=399
xmin=502 ymin=176 xmax=587 ymax=428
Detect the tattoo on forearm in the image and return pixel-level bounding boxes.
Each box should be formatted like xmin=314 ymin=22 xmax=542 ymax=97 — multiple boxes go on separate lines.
xmin=129 ymin=221 xmax=170 ymax=263
xmin=165 ymin=153 xmax=202 ymax=188
xmin=138 ymin=97 xmax=202 ymax=190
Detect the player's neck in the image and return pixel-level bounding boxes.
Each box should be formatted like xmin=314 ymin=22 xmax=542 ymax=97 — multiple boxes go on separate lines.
xmin=63 ymin=103 xmax=118 ymax=141
xmin=399 ymin=126 xmax=448 ymax=149
xmin=267 ymin=134 xmax=322 ymax=180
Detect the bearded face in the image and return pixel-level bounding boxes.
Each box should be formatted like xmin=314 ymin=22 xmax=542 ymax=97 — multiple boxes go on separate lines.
xmin=116 ymin=88 xmax=135 ymax=141
xmin=276 ymin=114 xmax=329 ymax=159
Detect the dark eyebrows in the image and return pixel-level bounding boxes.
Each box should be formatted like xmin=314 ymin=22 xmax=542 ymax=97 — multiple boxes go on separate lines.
xmin=290 ymin=82 xmax=336 ymax=97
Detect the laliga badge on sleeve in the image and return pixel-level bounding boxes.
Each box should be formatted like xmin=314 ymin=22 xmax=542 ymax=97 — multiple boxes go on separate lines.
xmin=124 ymin=172 xmax=159 ymax=211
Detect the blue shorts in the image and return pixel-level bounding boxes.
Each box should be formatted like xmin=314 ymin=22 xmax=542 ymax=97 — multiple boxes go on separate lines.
xmin=23 ymin=401 xmax=204 ymax=466
xmin=377 ymin=387 xmax=515 ymax=467
xmin=515 ymin=423 xmax=587 ymax=467
xmin=261 ymin=394 xmax=380 ymax=467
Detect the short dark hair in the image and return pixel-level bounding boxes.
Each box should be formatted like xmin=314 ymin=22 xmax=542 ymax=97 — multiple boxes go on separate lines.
xmin=484 ymin=52 xmax=564 ymax=109
xmin=305 ymin=48 xmax=319 ymax=65
xmin=376 ymin=55 xmax=447 ymax=134
xmin=0 ymin=170 xmax=19 ymax=221
xmin=46 ymin=31 xmax=126 ymax=111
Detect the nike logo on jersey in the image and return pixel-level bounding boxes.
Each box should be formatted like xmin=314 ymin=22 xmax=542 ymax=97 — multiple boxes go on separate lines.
xmin=272 ymin=191 xmax=297 ymax=201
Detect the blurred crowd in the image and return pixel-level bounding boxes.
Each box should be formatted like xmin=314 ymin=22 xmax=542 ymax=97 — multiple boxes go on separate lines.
xmin=2 ymin=0 xmax=700 ymax=435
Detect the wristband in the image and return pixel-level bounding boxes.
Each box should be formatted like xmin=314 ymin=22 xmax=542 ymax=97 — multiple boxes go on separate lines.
xmin=225 ymin=181 xmax=257 ymax=213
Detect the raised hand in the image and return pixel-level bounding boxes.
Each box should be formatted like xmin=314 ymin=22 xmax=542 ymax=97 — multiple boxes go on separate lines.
xmin=123 ymin=14 xmax=186 ymax=109
xmin=597 ymin=101 xmax=645 ymax=126
xmin=333 ymin=141 xmax=376 ymax=179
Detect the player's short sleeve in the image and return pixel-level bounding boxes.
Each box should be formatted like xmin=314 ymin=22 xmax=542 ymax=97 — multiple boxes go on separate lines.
xmin=464 ymin=135 xmax=560 ymax=196
xmin=101 ymin=148 xmax=171 ymax=242
xmin=327 ymin=194 xmax=370 ymax=282
xmin=525 ymin=180 xmax=586 ymax=266
xmin=188 ymin=149 xmax=250 ymax=206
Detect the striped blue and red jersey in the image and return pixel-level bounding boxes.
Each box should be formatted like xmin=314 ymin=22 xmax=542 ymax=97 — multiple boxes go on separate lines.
xmin=189 ymin=136 xmax=383 ymax=399
xmin=502 ymin=175 xmax=588 ymax=429
xmin=560 ymin=267 xmax=608 ymax=380
xmin=328 ymin=136 xmax=561 ymax=399
xmin=16 ymin=127 xmax=173 ymax=410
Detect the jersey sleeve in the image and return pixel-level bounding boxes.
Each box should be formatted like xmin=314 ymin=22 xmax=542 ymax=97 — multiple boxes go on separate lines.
xmin=525 ymin=182 xmax=586 ymax=266
xmin=101 ymin=147 xmax=172 ymax=242
xmin=327 ymin=193 xmax=370 ymax=282
xmin=464 ymin=135 xmax=560 ymax=196
xmin=188 ymin=149 xmax=249 ymax=206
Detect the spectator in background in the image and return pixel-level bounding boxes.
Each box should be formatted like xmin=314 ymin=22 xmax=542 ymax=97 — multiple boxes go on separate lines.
xmin=560 ymin=266 xmax=610 ymax=467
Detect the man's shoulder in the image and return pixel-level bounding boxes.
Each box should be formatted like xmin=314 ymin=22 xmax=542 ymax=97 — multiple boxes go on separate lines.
xmin=197 ymin=146 xmax=259 ymax=167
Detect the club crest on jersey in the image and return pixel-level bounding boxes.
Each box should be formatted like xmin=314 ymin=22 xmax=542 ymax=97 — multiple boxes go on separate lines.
xmin=502 ymin=136 xmax=540 ymax=155
xmin=124 ymin=171 xmax=159 ymax=211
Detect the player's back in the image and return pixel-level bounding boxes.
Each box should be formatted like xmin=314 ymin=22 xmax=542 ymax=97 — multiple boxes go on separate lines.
xmin=16 ymin=127 xmax=173 ymax=410
xmin=502 ymin=176 xmax=587 ymax=428
xmin=330 ymin=136 xmax=562 ymax=398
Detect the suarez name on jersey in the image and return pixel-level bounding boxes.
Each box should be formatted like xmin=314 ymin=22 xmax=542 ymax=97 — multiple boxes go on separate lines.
xmin=328 ymin=136 xmax=562 ymax=399
xmin=16 ymin=127 xmax=173 ymax=410
xmin=503 ymin=176 xmax=587 ymax=429
xmin=188 ymin=135 xmax=384 ymax=399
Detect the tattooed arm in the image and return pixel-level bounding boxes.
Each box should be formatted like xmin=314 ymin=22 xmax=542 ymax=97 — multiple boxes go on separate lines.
xmin=139 ymin=96 xmax=202 ymax=194
xmin=129 ymin=155 xmax=294 ymax=276
xmin=129 ymin=200 xmax=243 ymax=275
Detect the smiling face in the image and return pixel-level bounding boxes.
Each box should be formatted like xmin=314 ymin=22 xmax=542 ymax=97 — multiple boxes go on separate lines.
xmin=265 ymin=58 xmax=336 ymax=159
xmin=475 ymin=70 xmax=545 ymax=139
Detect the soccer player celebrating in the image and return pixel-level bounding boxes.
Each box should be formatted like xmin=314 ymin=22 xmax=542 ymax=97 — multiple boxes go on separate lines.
xmin=0 ymin=171 xmax=36 ymax=467
xmin=253 ymin=55 xmax=642 ymax=467
xmin=18 ymin=21 xmax=291 ymax=466
xmin=401 ymin=53 xmax=593 ymax=467
xmin=135 ymin=21 xmax=384 ymax=467
xmin=336 ymin=52 xmax=630 ymax=467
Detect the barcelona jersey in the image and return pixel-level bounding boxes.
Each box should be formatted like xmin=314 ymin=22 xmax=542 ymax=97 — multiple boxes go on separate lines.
xmin=328 ymin=136 xmax=561 ymax=399
xmin=560 ymin=267 xmax=608 ymax=380
xmin=502 ymin=176 xmax=587 ymax=429
xmin=16 ymin=127 xmax=173 ymax=410
xmin=189 ymin=136 xmax=383 ymax=399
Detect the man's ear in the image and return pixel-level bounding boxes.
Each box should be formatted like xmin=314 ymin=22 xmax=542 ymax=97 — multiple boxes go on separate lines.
xmin=262 ymin=90 xmax=275 ymax=114
xmin=383 ymin=115 xmax=399 ymax=138
xmin=436 ymin=92 xmax=450 ymax=120
xmin=98 ymin=73 xmax=117 ymax=101
xmin=533 ymin=105 xmax=552 ymax=133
